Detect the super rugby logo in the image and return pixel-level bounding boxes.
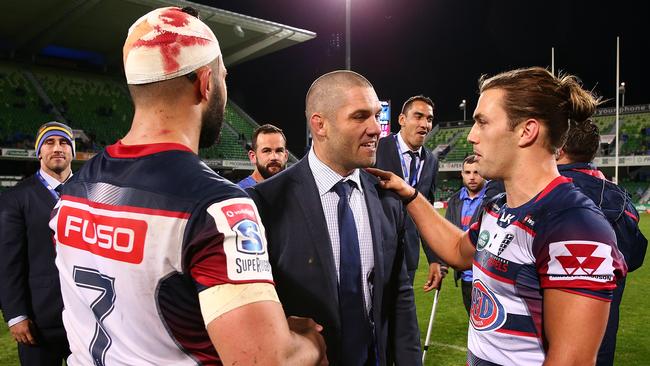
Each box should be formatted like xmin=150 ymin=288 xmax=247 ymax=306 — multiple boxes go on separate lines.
xmin=470 ymin=279 xmax=507 ymax=331
xmin=222 ymin=203 xmax=265 ymax=255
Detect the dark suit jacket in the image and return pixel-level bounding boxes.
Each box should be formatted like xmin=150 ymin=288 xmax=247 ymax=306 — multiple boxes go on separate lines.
xmin=247 ymin=158 xmax=421 ymax=366
xmin=445 ymin=180 xmax=504 ymax=283
xmin=0 ymin=174 xmax=66 ymax=341
xmin=375 ymin=133 xmax=439 ymax=271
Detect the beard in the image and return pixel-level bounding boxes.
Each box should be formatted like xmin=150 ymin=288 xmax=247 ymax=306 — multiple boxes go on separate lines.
xmin=198 ymin=86 xmax=226 ymax=149
xmin=257 ymin=160 xmax=286 ymax=179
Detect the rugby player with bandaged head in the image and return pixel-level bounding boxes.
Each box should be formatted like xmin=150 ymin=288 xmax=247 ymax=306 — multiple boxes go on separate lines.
xmin=50 ymin=6 xmax=327 ymax=365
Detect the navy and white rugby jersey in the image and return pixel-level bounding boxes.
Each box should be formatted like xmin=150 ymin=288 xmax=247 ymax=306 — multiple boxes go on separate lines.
xmin=466 ymin=176 xmax=627 ymax=365
xmin=50 ymin=141 xmax=274 ymax=366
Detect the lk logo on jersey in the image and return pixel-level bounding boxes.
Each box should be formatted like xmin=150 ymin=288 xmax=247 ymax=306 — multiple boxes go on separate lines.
xmin=470 ymin=279 xmax=506 ymax=331
xmin=222 ymin=203 xmax=265 ymax=255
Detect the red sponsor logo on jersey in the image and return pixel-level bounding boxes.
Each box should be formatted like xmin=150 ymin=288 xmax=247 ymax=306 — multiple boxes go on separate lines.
xmin=221 ymin=203 xmax=258 ymax=226
xmin=470 ymin=279 xmax=506 ymax=331
xmin=556 ymin=244 xmax=606 ymax=276
xmin=57 ymin=206 xmax=147 ymax=264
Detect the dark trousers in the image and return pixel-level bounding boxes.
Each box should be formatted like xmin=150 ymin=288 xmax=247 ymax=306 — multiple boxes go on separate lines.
xmin=596 ymin=276 xmax=626 ymax=366
xmin=407 ymin=269 xmax=417 ymax=286
xmin=17 ymin=330 xmax=70 ymax=366
xmin=461 ymin=280 xmax=473 ymax=315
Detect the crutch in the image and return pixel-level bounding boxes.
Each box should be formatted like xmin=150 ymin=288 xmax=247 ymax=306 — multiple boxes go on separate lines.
xmin=421 ymin=283 xmax=441 ymax=364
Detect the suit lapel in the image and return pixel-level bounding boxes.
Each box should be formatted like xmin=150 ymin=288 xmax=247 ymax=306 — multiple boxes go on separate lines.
xmin=416 ymin=147 xmax=434 ymax=194
xmin=360 ymin=172 xmax=384 ymax=314
xmin=31 ymin=174 xmax=58 ymax=206
xmin=291 ymin=160 xmax=340 ymax=305
xmin=387 ymin=134 xmax=405 ymax=179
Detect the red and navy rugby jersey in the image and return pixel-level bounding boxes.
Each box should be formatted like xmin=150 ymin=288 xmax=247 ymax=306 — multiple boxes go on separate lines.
xmin=466 ymin=176 xmax=626 ymax=365
xmin=51 ymin=141 xmax=274 ymax=366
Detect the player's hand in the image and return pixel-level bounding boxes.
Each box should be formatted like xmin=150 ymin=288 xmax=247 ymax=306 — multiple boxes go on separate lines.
xmin=423 ymin=262 xmax=445 ymax=292
xmin=287 ymin=316 xmax=328 ymax=365
xmin=9 ymin=319 xmax=37 ymax=345
xmin=365 ymin=168 xmax=414 ymax=199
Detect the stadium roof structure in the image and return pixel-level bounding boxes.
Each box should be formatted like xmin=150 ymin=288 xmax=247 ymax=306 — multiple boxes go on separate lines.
xmin=1 ymin=0 xmax=316 ymax=69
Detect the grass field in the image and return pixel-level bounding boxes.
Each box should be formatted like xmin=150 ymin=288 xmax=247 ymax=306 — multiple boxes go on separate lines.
xmin=1 ymin=213 xmax=649 ymax=365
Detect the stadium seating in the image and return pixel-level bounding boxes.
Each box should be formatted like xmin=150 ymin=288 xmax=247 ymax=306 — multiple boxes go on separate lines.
xmin=0 ymin=62 xmax=53 ymax=146
xmin=225 ymin=104 xmax=256 ymax=141
xmin=1 ymin=63 xmax=252 ymax=160
xmin=593 ymin=114 xmax=616 ymax=134
xmin=435 ymin=178 xmax=462 ymax=202
xmin=620 ymin=179 xmax=648 ymax=203
xmin=619 ymin=113 xmax=650 ymax=155
xmin=200 ymin=127 xmax=248 ymax=160
xmin=31 ymin=67 xmax=134 ymax=147
xmin=425 ymin=127 xmax=456 ymax=150
xmin=426 ymin=113 xmax=650 ymax=161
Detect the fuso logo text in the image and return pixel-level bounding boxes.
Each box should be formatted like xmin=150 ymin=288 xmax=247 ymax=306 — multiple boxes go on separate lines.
xmin=58 ymin=206 xmax=147 ymax=264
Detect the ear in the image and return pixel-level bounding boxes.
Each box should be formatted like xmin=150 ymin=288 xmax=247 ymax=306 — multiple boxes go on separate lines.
xmin=248 ymin=149 xmax=257 ymax=164
xmin=555 ymin=147 xmax=565 ymax=161
xmin=309 ymin=113 xmax=327 ymax=138
xmin=197 ymin=66 xmax=213 ymax=103
xmin=398 ymin=113 xmax=406 ymax=128
xmin=518 ymin=118 xmax=540 ymax=148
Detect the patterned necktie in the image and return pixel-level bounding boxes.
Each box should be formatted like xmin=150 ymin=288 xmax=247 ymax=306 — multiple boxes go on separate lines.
xmin=54 ymin=183 xmax=64 ymax=198
xmin=406 ymin=150 xmax=419 ymax=187
xmin=332 ymin=180 xmax=370 ymax=365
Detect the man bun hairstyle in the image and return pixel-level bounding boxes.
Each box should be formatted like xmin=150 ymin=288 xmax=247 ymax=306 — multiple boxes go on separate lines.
xmin=479 ymin=66 xmax=600 ymax=154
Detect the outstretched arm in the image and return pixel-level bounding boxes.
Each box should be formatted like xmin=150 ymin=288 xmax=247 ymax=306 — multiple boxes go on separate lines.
xmin=367 ymin=167 xmax=475 ymax=269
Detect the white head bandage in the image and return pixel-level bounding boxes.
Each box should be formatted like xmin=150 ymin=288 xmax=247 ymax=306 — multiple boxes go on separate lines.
xmin=123 ymin=7 xmax=221 ymax=85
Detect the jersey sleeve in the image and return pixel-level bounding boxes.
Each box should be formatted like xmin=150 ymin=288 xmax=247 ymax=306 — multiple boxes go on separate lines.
xmin=535 ymin=207 xmax=626 ymax=301
xmin=182 ymin=197 xmax=274 ymax=290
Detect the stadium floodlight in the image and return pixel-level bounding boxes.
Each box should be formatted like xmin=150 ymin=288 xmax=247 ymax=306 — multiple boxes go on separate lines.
xmin=619 ymin=82 xmax=626 ymax=107
xmin=459 ymin=99 xmax=467 ymax=121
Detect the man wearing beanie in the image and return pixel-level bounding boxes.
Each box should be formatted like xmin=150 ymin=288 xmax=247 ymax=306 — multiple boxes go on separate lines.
xmin=50 ymin=6 xmax=326 ymax=365
xmin=0 ymin=121 xmax=73 ymax=365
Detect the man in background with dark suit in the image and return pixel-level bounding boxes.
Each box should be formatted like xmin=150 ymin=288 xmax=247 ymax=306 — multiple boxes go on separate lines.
xmin=0 ymin=121 xmax=72 ymax=365
xmin=376 ymin=95 xmax=447 ymax=290
xmin=248 ymin=70 xmax=421 ymax=365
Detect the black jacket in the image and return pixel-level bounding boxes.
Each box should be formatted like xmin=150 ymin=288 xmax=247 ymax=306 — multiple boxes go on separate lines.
xmin=0 ymin=174 xmax=66 ymax=340
xmin=247 ymin=157 xmax=421 ymax=366
xmin=558 ymin=163 xmax=647 ymax=272
xmin=375 ymin=133 xmax=439 ymax=270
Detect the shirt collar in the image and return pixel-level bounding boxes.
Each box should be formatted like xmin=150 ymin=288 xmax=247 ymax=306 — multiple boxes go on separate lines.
xmin=397 ymin=132 xmax=423 ymax=156
xmin=39 ymin=168 xmax=72 ymax=189
xmin=459 ymin=183 xmax=487 ymax=200
xmin=308 ymin=148 xmax=363 ymax=196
